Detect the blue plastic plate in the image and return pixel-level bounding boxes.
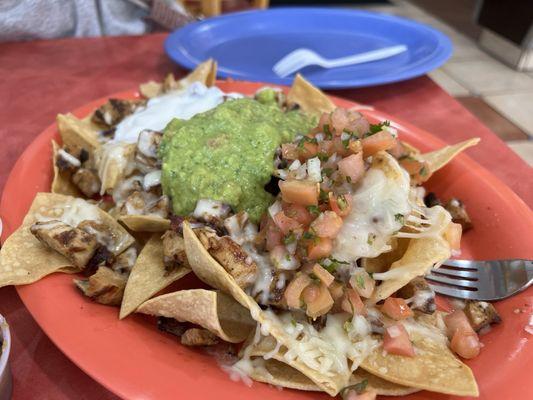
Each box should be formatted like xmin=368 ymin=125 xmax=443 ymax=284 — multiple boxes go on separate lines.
xmin=165 ymin=7 xmax=452 ymax=89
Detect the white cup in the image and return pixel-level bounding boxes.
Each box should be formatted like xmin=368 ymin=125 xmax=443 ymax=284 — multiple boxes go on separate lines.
xmin=0 ymin=315 xmax=11 ymax=400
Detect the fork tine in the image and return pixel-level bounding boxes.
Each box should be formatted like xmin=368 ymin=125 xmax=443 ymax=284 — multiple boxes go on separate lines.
xmin=275 ymin=56 xmax=308 ymax=77
xmin=441 ymin=259 xmax=479 ymax=269
xmin=273 ymin=57 xmax=302 ymax=77
xmin=273 ymin=50 xmax=306 ymax=75
xmin=426 ymin=273 xmax=479 ymax=288
xmin=430 ymin=283 xmax=481 ymax=300
xmin=431 ymin=267 xmax=479 ymax=278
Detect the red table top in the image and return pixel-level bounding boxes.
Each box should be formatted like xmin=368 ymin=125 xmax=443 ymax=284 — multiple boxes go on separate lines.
xmin=0 ymin=33 xmax=531 ymax=400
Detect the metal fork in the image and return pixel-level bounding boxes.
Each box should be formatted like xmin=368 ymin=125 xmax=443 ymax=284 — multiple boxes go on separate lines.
xmin=272 ymin=45 xmax=408 ymax=78
xmin=426 ymin=259 xmax=533 ymax=301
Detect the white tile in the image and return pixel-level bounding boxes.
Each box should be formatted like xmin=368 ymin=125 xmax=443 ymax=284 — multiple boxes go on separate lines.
xmin=484 ymin=92 xmax=533 ymax=137
xmin=442 ymin=59 xmax=533 ymax=96
xmin=428 ymin=69 xmax=470 ymax=96
xmin=506 ymin=141 xmax=533 ymax=166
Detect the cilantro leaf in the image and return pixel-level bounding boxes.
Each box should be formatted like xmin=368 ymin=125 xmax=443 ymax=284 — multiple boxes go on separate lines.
xmin=306 ymin=205 xmax=320 ymax=216
xmin=365 ymin=121 xmax=391 ymax=137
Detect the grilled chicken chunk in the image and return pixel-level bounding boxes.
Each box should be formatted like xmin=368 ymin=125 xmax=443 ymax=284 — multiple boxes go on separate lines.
xmin=197 ymin=229 xmax=257 ymax=289
xmin=161 ymin=230 xmax=189 ymax=272
xmin=444 ymin=198 xmax=473 ymax=231
xmin=181 ymin=328 xmax=219 ymax=346
xmin=30 ymin=220 xmax=98 ymax=268
xmin=398 ymin=276 xmax=436 ymax=314
xmin=92 ymin=98 xmax=146 ymax=128
xmin=464 ymin=300 xmax=501 ymax=332
xmin=119 ymin=191 xmax=169 ymax=218
xmin=56 ymin=148 xmax=81 ymax=173
xmin=157 ymin=317 xmax=189 ymax=337
xmin=74 ymin=266 xmax=127 ymax=306
xmin=136 ymin=129 xmax=163 ymax=170
xmin=77 ymin=220 xmax=115 ymax=251
xmin=111 ymin=246 xmax=137 ymax=275
xmin=72 ymin=168 xmax=101 ymax=197
xmin=254 ymin=270 xmax=291 ymax=308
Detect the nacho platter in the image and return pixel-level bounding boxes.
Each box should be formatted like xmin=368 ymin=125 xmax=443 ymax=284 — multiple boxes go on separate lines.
xmin=1 ymin=61 xmax=532 ymax=400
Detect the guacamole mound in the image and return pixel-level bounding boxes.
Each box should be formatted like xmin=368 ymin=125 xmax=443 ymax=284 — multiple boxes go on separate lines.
xmin=160 ymin=98 xmax=313 ymax=222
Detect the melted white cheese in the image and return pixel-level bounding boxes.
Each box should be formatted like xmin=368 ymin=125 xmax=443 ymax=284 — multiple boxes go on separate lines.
xmin=332 ymin=154 xmax=411 ymax=261
xmin=35 ymin=198 xmax=101 ymax=226
xmin=114 ymin=82 xmax=239 ymax=143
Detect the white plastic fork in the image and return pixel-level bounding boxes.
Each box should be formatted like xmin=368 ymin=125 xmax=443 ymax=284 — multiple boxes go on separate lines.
xmin=272 ymin=45 xmax=408 ymax=78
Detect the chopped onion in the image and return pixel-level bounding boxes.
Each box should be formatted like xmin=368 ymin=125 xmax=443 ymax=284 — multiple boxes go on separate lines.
xmin=306 ymin=157 xmax=321 ymax=182
xmin=288 ymin=160 xmax=301 ymax=171
xmin=193 ymin=199 xmax=231 ymax=220
xmin=142 ymin=170 xmax=161 ymax=191
xmin=268 ymin=200 xmax=283 ymax=220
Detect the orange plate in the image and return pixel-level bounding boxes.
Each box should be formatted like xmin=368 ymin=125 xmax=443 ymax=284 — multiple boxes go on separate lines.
xmin=1 ymin=81 xmax=532 ymax=400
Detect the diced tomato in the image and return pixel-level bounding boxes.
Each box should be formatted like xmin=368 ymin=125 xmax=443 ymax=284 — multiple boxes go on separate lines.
xmin=329 ymin=192 xmax=353 ymax=217
xmin=303 ymin=283 xmax=334 ymax=318
xmin=298 ymin=141 xmax=319 ymax=161
xmin=387 ymin=140 xmax=408 ymax=159
xmin=281 ymin=143 xmax=299 ymax=160
xmin=329 ymin=280 xmax=344 ymax=302
xmin=318 ymin=140 xmax=334 ymax=156
xmin=332 ymin=137 xmax=349 ymax=157
xmin=398 ymin=157 xmax=430 ymax=185
xmin=312 ymin=263 xmax=335 ymax=286
xmin=330 ymin=108 xmax=349 ymax=136
xmin=317 ymin=112 xmax=331 ymax=134
xmin=450 ymin=330 xmax=481 ymax=359
xmin=341 ymin=289 xmax=366 ymax=315
xmin=345 ymin=111 xmax=370 ymax=137
xmin=284 ymin=273 xmax=312 ymax=309
xmin=265 ymin=218 xmax=283 ymax=251
xmin=279 ymin=180 xmax=319 ymax=206
xmin=338 ymin=153 xmax=365 ymax=183
xmin=383 ymin=323 xmax=415 ymax=357
xmin=310 ymin=211 xmax=343 ymax=238
xmin=444 ymin=310 xmax=475 ymax=338
xmin=349 ymin=270 xmax=375 ymax=298
xmin=282 ymin=202 xmax=313 ymax=227
xmin=307 ymin=237 xmax=333 ymax=260
xmin=273 ymin=211 xmax=302 ymax=235
xmin=382 ymin=297 xmax=413 ymax=320
xmin=444 ymin=222 xmax=462 ymax=252
xmin=361 ymin=131 xmax=396 ymax=157
xmin=344 ymin=388 xmax=377 ymax=400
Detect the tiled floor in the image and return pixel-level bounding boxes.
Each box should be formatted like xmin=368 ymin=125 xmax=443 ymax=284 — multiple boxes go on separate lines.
xmin=359 ymin=0 xmax=533 ymax=166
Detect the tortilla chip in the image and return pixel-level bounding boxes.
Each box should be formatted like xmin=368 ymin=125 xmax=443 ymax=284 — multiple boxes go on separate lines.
xmin=137 ymin=289 xmax=255 ymax=343
xmin=371 ymin=235 xmax=450 ymax=302
xmin=287 ymin=74 xmax=335 ymax=117
xmin=139 ymin=59 xmax=218 ymax=98
xmin=119 ymin=215 xmax=170 ymax=232
xmin=418 ymin=138 xmax=480 ymax=173
xmin=400 ymin=140 xmax=421 ymax=155
xmin=183 ymin=222 xmax=349 ymax=396
xmin=244 ymin=335 xmax=418 ymax=395
xmin=361 ymin=238 xmax=410 ymax=274
xmin=56 ymin=113 xmax=100 ymax=163
xmin=361 ymin=324 xmax=478 ymax=396
xmin=50 ymin=140 xmax=82 ymax=197
xmin=0 ymin=193 xmax=134 ymax=287
xmin=119 ymin=234 xmax=190 ymax=318
xmin=179 ymin=59 xmax=217 ymax=89
xmin=95 ymin=143 xmax=136 ymax=195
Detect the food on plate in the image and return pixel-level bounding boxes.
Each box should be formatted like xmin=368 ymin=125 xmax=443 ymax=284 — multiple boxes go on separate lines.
xmin=0 ymin=59 xmax=489 ymax=398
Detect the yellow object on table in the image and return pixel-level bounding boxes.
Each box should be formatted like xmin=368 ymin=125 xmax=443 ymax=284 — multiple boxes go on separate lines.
xmin=199 ymin=0 xmax=269 ymax=17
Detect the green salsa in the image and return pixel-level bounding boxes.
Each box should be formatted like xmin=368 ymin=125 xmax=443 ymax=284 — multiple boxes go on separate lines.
xmin=160 ymin=98 xmax=313 ymax=222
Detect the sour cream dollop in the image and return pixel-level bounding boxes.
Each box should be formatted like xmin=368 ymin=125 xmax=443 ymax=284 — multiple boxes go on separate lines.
xmin=113 ymin=82 xmax=240 ymax=143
